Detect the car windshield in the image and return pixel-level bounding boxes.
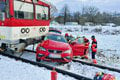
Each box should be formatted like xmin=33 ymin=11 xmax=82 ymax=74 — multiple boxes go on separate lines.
xmin=69 ymin=37 xmax=76 ymax=42
xmin=45 ymin=34 xmax=67 ymax=43
xmin=0 ymin=1 xmax=5 ymax=12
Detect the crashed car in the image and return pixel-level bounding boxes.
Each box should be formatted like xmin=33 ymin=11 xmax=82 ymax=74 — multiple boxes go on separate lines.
xmin=36 ymin=32 xmax=73 ymax=62
xmin=69 ymin=37 xmax=89 ymax=58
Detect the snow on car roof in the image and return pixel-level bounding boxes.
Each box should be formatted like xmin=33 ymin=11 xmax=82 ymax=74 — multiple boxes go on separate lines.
xmin=48 ymin=32 xmax=62 ymax=36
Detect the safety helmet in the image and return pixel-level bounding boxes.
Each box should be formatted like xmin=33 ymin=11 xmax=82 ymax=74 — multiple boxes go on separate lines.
xmin=65 ymin=33 xmax=69 ymax=37
xmin=91 ymin=35 xmax=95 ymax=39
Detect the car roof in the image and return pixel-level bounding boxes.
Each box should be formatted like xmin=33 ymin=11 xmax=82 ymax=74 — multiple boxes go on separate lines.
xmin=49 ymin=27 xmax=61 ymax=34
xmin=47 ymin=32 xmax=62 ymax=36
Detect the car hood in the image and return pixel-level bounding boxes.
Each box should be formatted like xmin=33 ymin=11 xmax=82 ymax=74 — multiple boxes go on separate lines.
xmin=41 ymin=40 xmax=71 ymax=51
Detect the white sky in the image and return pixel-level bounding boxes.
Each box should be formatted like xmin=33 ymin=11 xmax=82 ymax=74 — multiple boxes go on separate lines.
xmin=47 ymin=0 xmax=120 ymax=13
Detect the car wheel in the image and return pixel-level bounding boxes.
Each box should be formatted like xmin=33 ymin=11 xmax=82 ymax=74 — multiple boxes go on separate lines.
xmin=36 ymin=58 xmax=41 ymax=62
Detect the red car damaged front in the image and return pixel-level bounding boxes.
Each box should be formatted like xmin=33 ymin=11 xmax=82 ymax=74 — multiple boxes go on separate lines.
xmin=36 ymin=33 xmax=73 ymax=62
xmin=69 ymin=37 xmax=89 ymax=57
xmin=70 ymin=43 xmax=88 ymax=56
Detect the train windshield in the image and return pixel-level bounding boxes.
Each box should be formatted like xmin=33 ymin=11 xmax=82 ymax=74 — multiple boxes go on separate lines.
xmin=14 ymin=0 xmax=34 ymax=19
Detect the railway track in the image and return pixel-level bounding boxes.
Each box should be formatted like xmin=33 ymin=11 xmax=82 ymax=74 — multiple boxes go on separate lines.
xmin=1 ymin=49 xmax=119 ymax=79
xmin=25 ymin=49 xmax=120 ymax=73
xmin=72 ymin=59 xmax=120 ymax=73
xmin=24 ymin=49 xmax=120 ymax=74
xmin=0 ymin=51 xmax=92 ymax=80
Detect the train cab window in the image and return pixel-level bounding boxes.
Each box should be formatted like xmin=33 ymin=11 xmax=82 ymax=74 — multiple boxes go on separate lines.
xmin=42 ymin=14 xmax=46 ymax=20
xmin=0 ymin=0 xmax=5 ymax=20
xmin=37 ymin=13 xmax=42 ymax=20
xmin=36 ymin=5 xmax=49 ymax=20
xmin=14 ymin=0 xmax=34 ymax=19
xmin=0 ymin=0 xmax=10 ymax=19
xmin=0 ymin=1 xmax=5 ymax=12
xmin=17 ymin=11 xmax=24 ymax=19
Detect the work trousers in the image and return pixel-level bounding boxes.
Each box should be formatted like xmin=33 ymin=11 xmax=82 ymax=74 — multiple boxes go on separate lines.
xmin=92 ymin=52 xmax=96 ymax=59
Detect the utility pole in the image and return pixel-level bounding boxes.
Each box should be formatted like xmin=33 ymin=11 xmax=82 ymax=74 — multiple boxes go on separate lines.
xmin=81 ymin=0 xmax=84 ymax=32
xmin=64 ymin=6 xmax=67 ymax=25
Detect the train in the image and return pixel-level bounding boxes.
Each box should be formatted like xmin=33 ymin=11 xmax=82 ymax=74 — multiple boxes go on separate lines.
xmin=0 ymin=0 xmax=89 ymax=63
xmin=0 ymin=0 xmax=50 ymax=52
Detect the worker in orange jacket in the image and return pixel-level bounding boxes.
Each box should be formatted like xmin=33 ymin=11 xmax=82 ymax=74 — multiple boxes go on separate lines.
xmin=91 ymin=35 xmax=97 ymax=64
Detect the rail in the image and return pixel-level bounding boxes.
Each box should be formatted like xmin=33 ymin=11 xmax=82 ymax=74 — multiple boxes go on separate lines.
xmin=73 ymin=59 xmax=120 ymax=73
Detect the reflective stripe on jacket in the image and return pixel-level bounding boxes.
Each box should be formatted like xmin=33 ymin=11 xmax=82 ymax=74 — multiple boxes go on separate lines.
xmin=91 ymin=43 xmax=97 ymax=52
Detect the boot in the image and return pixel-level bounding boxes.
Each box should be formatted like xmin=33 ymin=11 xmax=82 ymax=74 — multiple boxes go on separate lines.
xmin=93 ymin=59 xmax=97 ymax=64
xmin=84 ymin=55 xmax=88 ymax=59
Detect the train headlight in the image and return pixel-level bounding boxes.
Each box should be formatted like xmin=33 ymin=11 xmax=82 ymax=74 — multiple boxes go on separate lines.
xmin=39 ymin=47 xmax=46 ymax=51
xmin=63 ymin=49 xmax=72 ymax=54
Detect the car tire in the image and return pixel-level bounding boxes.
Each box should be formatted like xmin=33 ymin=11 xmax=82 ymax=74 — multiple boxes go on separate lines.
xmin=36 ymin=58 xmax=41 ymax=62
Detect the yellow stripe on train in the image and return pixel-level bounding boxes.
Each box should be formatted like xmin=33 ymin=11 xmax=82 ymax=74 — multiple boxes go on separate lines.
xmin=0 ymin=35 xmax=6 ymax=39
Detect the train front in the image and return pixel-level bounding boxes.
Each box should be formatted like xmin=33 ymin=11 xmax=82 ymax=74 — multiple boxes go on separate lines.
xmin=0 ymin=0 xmax=51 ymax=52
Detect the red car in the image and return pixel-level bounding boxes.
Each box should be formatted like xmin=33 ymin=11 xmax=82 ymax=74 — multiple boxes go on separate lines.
xmin=49 ymin=27 xmax=62 ymax=34
xmin=36 ymin=32 xmax=73 ymax=62
xmin=69 ymin=37 xmax=89 ymax=57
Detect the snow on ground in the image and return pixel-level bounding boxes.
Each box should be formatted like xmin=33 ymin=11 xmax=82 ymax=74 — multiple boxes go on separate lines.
xmin=21 ymin=52 xmax=36 ymax=61
xmin=0 ymin=55 xmax=76 ymax=80
xmin=52 ymin=25 xmax=120 ymax=36
xmin=50 ymin=25 xmax=120 ymax=69
xmin=26 ymin=44 xmax=38 ymax=51
xmin=58 ymin=61 xmax=120 ymax=80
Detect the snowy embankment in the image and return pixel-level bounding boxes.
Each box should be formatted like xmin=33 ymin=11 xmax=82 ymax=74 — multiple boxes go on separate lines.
xmin=58 ymin=61 xmax=120 ymax=79
xmin=50 ymin=25 xmax=120 ymax=69
xmin=0 ymin=55 xmax=75 ymax=80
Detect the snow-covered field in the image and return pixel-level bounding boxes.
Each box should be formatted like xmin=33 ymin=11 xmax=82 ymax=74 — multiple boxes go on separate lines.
xmin=0 ymin=55 xmax=76 ymax=80
xmin=51 ymin=25 xmax=120 ymax=69
xmin=1 ymin=25 xmax=120 ymax=80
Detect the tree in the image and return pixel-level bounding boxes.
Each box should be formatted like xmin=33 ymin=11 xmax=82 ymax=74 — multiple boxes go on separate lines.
xmin=55 ymin=16 xmax=64 ymax=24
xmin=102 ymin=12 xmax=112 ymax=23
xmin=84 ymin=6 xmax=99 ymax=24
xmin=60 ymin=4 xmax=70 ymax=25
xmin=94 ymin=12 xmax=103 ymax=24
xmin=54 ymin=5 xmax=120 ymax=26
xmin=74 ymin=11 xmax=81 ymax=24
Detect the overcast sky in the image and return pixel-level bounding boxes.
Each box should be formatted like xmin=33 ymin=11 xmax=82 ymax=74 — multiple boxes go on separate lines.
xmin=47 ymin=0 xmax=120 ymax=13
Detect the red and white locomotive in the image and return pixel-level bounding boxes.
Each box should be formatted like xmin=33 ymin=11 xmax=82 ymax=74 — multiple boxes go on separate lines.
xmin=0 ymin=0 xmax=50 ymax=52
